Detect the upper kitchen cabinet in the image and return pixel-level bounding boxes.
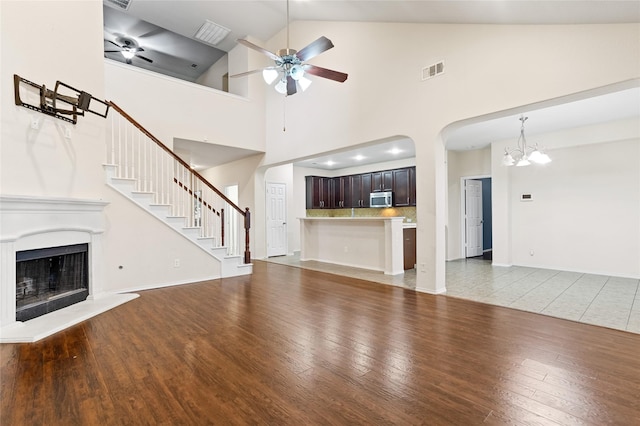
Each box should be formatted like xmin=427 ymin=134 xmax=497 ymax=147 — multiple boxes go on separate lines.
xmin=393 ymin=167 xmax=416 ymax=207
xmin=351 ymin=173 xmax=372 ymax=208
xmin=305 ymin=176 xmax=332 ymax=209
xmin=371 ymin=170 xmax=393 ymax=192
xmin=332 ymin=176 xmax=352 ymax=209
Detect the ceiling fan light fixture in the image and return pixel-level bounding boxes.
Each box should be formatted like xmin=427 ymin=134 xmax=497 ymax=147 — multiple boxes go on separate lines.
xmin=289 ymin=64 xmax=304 ymax=81
xmin=274 ymin=79 xmax=288 ymax=95
xmin=297 ymin=75 xmax=312 ymax=91
xmin=263 ymin=69 xmax=279 ymax=85
xmin=121 ymin=49 xmax=136 ymax=60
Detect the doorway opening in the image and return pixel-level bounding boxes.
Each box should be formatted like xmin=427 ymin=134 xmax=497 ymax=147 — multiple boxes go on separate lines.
xmin=462 ymin=176 xmax=493 ymax=260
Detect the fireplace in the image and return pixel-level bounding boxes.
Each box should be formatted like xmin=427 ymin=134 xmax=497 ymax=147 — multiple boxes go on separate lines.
xmin=16 ymin=243 xmax=89 ymax=322
xmin=0 ymin=195 xmax=108 ymax=328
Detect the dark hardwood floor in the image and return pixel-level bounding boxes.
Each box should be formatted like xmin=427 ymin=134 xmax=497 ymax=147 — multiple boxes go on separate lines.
xmin=2 ymin=261 xmax=640 ymax=425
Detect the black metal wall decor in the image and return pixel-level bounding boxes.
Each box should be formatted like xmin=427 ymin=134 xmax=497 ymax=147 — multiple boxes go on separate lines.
xmin=13 ymin=74 xmax=110 ymax=124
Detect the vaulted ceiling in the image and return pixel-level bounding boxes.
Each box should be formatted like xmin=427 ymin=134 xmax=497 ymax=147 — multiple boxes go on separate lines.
xmin=103 ymin=1 xmax=640 ymax=170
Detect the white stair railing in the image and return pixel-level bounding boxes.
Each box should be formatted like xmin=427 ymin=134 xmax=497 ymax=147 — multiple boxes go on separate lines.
xmin=106 ymin=102 xmax=251 ymax=263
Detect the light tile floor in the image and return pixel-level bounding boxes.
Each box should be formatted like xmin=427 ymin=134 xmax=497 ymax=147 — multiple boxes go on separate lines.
xmin=263 ymin=254 xmax=640 ymax=334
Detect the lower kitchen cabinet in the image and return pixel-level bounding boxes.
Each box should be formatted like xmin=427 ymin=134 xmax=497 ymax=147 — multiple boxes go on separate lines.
xmin=403 ymin=227 xmax=416 ymax=270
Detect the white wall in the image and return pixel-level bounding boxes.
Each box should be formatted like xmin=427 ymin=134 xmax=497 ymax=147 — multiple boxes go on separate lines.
xmin=104 ymin=60 xmax=264 ymax=152
xmin=490 ymin=118 xmax=640 ymax=278
xmin=509 ymin=138 xmax=639 ymax=277
xmin=196 ymin=55 xmax=229 ymax=91
xmin=1 ymin=1 xmax=106 ymax=198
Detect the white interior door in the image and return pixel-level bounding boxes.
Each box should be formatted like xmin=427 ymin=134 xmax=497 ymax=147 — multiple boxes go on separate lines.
xmin=266 ymin=182 xmax=287 ymax=257
xmin=465 ymin=179 xmax=483 ymax=258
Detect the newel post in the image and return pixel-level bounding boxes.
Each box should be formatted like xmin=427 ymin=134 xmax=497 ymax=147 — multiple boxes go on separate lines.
xmin=220 ymin=208 xmax=225 ymax=246
xmin=244 ymin=207 xmax=251 ymax=264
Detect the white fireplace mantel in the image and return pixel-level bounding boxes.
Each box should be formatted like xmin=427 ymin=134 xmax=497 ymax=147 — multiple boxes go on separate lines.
xmin=0 ymin=195 xmax=138 ymax=342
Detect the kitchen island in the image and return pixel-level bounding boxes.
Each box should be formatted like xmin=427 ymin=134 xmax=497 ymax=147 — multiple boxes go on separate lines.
xmin=299 ymin=217 xmax=405 ymax=275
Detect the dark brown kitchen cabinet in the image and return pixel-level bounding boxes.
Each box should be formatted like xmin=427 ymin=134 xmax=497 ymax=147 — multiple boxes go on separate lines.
xmin=371 ymin=170 xmax=393 ymax=192
xmin=393 ymin=167 xmax=416 ymax=207
xmin=403 ymin=227 xmax=416 ymax=270
xmin=332 ymin=176 xmax=352 ymax=209
xmin=351 ymin=173 xmax=372 ymax=208
xmin=305 ymin=176 xmax=332 ymax=209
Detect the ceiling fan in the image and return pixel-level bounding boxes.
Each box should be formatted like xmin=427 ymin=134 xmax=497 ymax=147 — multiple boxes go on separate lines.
xmin=230 ymin=0 xmax=347 ymax=96
xmin=104 ymin=38 xmax=153 ymax=65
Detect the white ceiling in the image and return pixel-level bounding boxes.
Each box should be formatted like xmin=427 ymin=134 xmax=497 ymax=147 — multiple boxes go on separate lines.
xmin=104 ymin=1 xmax=640 ymax=170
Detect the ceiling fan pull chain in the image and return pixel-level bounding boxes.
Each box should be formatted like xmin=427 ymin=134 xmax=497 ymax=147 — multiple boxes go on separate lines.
xmin=283 ymin=96 xmax=287 ymax=132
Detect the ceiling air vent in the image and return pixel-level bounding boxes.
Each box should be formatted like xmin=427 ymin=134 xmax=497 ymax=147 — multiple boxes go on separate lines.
xmin=422 ymin=61 xmax=445 ymax=81
xmin=104 ymin=0 xmax=132 ymax=11
xmin=194 ymin=20 xmax=231 ymax=46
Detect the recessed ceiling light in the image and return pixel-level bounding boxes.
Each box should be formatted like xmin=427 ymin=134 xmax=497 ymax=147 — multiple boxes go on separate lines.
xmin=353 ymin=155 xmax=365 ymax=161
xmin=326 ymin=160 xmax=336 ymax=166
xmin=388 ymin=148 xmax=403 ymax=155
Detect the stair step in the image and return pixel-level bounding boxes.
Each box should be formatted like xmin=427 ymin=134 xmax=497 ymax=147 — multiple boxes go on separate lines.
xmin=182 ymin=227 xmax=202 ymax=239
xmin=196 ymin=236 xmax=217 ymax=249
xmin=130 ymin=191 xmax=155 ymax=206
xmin=165 ymin=216 xmax=187 ymax=227
xmin=148 ymin=204 xmax=172 ymax=217
xmin=109 ymin=177 xmax=137 ymax=194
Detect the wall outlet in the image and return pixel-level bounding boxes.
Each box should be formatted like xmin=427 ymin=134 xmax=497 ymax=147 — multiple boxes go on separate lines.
xmin=174 ymin=259 xmax=180 ymax=267
xmin=529 ymin=250 xmax=535 ymax=256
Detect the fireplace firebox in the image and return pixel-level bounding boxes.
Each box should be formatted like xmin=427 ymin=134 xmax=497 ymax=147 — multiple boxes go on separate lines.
xmin=16 ymin=243 xmax=89 ymax=322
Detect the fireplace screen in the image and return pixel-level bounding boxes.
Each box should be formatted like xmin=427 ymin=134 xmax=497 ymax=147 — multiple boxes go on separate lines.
xmin=16 ymin=243 xmax=89 ymax=322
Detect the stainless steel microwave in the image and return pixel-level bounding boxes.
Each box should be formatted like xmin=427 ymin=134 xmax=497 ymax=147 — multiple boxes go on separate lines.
xmin=370 ymin=191 xmax=393 ymax=208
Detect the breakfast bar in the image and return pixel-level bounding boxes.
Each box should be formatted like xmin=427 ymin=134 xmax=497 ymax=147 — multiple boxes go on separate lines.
xmin=299 ymin=217 xmax=405 ymax=275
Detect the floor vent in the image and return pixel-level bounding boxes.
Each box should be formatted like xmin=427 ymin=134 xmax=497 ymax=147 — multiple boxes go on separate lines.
xmin=105 ymin=0 xmax=132 ymax=10
xmin=422 ymin=61 xmax=445 ymax=80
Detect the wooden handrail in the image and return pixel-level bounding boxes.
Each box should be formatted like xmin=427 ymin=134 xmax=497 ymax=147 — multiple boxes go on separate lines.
xmin=108 ymin=101 xmax=245 ymax=216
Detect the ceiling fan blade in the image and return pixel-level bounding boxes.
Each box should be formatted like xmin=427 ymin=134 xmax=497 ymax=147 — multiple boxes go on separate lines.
xmin=287 ymin=76 xmax=297 ymax=96
xmin=104 ymin=50 xmax=122 ymax=53
xmin=303 ymin=64 xmax=348 ymax=83
xmin=106 ymin=40 xmax=122 ymax=48
xmin=230 ymin=68 xmax=274 ymax=78
xmin=295 ymin=36 xmax=334 ymax=62
xmin=136 ymin=47 xmax=145 ymax=52
xmin=237 ymin=39 xmax=281 ymax=62
xmin=136 ymin=55 xmax=153 ymax=63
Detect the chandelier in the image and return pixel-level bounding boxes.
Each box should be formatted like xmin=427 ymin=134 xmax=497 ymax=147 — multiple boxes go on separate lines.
xmin=503 ymin=116 xmax=551 ymax=166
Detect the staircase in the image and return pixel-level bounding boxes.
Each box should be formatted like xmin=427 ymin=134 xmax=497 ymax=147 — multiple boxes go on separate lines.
xmin=104 ymin=102 xmax=252 ymax=278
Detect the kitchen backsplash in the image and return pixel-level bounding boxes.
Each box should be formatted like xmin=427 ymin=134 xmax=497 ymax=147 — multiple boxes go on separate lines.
xmin=306 ymin=206 xmax=417 ymax=223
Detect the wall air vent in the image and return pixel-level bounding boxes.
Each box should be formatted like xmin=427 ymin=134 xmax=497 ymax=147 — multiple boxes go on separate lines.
xmin=194 ymin=20 xmax=231 ymax=46
xmin=422 ymin=61 xmax=445 ymax=81
xmin=104 ymin=0 xmax=132 ymax=10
